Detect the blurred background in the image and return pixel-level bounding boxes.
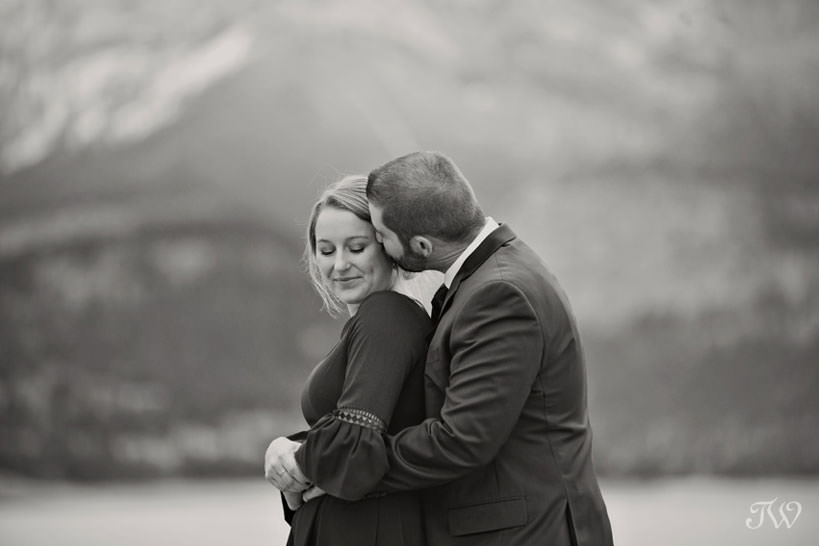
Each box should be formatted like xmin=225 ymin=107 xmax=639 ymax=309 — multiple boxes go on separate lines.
xmin=1 ymin=0 xmax=817 ymax=544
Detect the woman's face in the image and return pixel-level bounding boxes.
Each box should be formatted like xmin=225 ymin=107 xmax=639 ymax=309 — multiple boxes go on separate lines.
xmin=314 ymin=206 xmax=395 ymax=307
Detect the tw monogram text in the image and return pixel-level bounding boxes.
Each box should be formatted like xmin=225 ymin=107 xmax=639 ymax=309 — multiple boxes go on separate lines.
xmin=745 ymin=498 xmax=802 ymax=530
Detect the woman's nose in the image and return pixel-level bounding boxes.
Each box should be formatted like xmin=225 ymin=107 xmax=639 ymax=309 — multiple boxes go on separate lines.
xmin=334 ymin=251 xmax=350 ymax=271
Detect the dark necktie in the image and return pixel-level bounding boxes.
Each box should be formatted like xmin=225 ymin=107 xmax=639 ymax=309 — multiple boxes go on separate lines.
xmin=430 ymin=283 xmax=448 ymax=325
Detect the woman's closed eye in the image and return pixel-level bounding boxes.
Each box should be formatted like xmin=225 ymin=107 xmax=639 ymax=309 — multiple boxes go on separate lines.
xmin=318 ymin=244 xmax=365 ymax=256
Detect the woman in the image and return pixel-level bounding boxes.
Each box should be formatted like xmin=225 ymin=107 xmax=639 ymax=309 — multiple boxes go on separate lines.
xmin=267 ymin=175 xmax=432 ymax=546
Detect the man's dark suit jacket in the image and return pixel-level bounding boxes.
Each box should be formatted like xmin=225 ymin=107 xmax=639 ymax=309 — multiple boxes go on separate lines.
xmin=377 ymin=224 xmax=614 ymax=546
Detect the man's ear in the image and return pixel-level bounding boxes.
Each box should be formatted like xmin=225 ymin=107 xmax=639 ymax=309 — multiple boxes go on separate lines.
xmin=409 ymin=235 xmax=433 ymax=257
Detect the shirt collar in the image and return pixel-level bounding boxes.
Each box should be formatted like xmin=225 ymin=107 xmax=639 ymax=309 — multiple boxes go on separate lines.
xmin=443 ymin=217 xmax=499 ymax=288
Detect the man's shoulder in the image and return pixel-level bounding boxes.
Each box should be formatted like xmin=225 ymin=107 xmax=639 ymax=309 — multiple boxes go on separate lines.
xmin=471 ymin=238 xmax=551 ymax=285
xmin=464 ymin=242 xmax=571 ymax=313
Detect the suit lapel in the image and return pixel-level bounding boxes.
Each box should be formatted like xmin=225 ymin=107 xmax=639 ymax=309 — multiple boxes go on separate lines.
xmin=438 ymin=224 xmax=516 ymax=318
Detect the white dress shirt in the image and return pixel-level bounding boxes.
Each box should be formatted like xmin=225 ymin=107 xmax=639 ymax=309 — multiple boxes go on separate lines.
xmin=443 ymin=217 xmax=499 ymax=288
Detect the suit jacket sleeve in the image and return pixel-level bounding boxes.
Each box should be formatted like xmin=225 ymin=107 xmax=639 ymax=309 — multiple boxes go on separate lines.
xmin=376 ymin=281 xmax=544 ymax=491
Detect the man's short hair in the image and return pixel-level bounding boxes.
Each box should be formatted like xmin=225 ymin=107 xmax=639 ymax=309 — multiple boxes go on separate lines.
xmin=366 ymin=151 xmax=484 ymax=245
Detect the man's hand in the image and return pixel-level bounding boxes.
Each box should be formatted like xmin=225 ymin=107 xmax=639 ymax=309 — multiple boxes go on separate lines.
xmin=264 ymin=437 xmax=311 ymax=492
xmin=283 ymin=490 xmax=303 ymax=511
xmin=302 ymin=485 xmax=327 ymax=503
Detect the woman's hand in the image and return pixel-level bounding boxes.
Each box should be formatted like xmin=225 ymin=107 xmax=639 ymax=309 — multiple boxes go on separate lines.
xmin=264 ymin=437 xmax=311 ymax=492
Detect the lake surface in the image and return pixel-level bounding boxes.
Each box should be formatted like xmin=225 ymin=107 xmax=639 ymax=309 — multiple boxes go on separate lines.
xmin=1 ymin=477 xmax=816 ymax=545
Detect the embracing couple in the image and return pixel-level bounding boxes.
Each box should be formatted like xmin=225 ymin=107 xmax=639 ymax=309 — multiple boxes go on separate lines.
xmin=265 ymin=151 xmax=614 ymax=546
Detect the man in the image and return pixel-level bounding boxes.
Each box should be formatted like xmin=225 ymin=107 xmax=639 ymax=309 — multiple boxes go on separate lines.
xmin=268 ymin=151 xmax=613 ymax=545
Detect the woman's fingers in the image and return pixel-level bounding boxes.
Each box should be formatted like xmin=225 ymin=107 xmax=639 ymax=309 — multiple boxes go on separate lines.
xmin=279 ymin=452 xmax=311 ymax=490
xmin=264 ymin=437 xmax=311 ymax=491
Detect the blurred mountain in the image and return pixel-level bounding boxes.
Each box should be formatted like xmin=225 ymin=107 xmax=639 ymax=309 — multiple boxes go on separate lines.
xmin=1 ymin=0 xmax=818 ymax=478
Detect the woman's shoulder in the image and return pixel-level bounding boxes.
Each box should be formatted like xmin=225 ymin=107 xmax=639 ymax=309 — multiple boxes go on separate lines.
xmin=357 ymin=290 xmax=431 ymax=325
xmin=348 ymin=291 xmax=431 ymax=352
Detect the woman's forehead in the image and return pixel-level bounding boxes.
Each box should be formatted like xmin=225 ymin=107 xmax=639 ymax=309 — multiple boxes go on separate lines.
xmin=315 ymin=207 xmax=374 ymax=240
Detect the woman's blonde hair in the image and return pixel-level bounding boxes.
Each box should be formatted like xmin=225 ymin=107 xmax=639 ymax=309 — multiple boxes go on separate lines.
xmin=305 ymin=175 xmax=381 ymax=315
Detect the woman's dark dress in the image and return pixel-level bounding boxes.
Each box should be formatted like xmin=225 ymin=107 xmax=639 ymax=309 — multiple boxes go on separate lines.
xmin=285 ymin=291 xmax=431 ymax=546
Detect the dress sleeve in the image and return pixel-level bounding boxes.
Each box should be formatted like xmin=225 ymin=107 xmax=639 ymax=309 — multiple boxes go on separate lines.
xmin=294 ymin=292 xmax=429 ymax=501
